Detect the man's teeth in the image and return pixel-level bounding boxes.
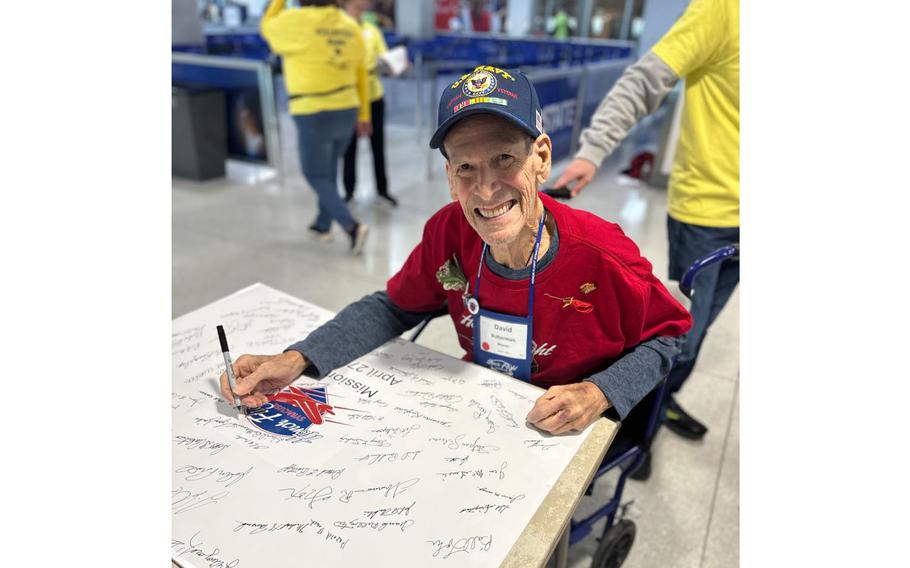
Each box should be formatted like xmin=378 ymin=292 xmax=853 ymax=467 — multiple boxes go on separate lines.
xmin=478 ymin=200 xmax=515 ymax=218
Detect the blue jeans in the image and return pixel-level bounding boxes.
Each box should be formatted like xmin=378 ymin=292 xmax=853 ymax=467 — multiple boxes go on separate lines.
xmin=293 ymin=109 xmax=358 ymax=232
xmin=665 ymin=215 xmax=740 ymax=393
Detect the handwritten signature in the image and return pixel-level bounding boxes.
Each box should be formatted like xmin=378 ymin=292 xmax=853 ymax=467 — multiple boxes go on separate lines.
xmin=426 ymin=534 xmax=493 ymax=559
xmin=278 ymin=485 xmax=333 ymax=509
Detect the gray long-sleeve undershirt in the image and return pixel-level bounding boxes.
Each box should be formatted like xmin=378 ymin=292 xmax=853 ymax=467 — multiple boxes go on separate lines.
xmin=575 ymin=51 xmax=679 ymax=168
xmin=286 ymin=224 xmax=680 ymax=421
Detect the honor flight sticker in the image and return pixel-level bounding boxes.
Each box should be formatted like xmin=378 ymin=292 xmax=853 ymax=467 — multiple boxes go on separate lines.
xmin=246 ymin=385 xmax=335 ymax=438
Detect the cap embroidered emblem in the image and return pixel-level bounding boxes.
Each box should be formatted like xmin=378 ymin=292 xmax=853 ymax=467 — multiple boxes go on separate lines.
xmin=463 ymin=70 xmax=497 ymax=97
xmin=580 ymin=282 xmax=596 ymax=294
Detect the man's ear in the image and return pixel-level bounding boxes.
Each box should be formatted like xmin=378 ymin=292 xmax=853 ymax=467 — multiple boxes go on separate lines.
xmin=533 ymin=134 xmax=552 ymax=185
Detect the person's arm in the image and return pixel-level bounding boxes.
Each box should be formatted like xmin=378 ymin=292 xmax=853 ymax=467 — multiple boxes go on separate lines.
xmin=525 ymin=335 xmax=680 ymax=434
xmin=552 ymin=52 xmax=677 ymax=195
xmin=260 ymin=0 xmax=310 ymax=55
xmin=354 ymin=25 xmax=372 ymax=133
xmin=285 ymin=291 xmax=432 ymax=378
xmin=574 ymin=52 xmax=679 ymax=169
xmin=260 ymin=0 xmax=284 ymax=25
xmin=584 ymin=335 xmax=681 ymax=421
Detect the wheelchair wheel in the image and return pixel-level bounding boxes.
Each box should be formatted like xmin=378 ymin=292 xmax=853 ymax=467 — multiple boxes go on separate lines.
xmin=592 ymin=519 xmax=636 ymax=568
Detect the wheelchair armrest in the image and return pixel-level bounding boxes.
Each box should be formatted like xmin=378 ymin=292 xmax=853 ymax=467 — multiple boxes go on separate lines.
xmin=408 ymin=303 xmax=450 ymax=342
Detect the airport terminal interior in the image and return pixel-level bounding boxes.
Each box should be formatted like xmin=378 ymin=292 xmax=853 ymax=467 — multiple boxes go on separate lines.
xmin=173 ymin=1 xmax=739 ymax=566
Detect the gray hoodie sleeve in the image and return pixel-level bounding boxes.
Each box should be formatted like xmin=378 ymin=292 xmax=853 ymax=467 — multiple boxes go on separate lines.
xmin=583 ymin=335 xmax=681 ymax=420
xmin=575 ymin=52 xmax=679 ymax=168
xmin=285 ymin=291 xmax=435 ymax=378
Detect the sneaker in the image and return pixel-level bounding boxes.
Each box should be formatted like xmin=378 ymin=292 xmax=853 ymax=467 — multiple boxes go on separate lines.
xmin=308 ymin=223 xmax=333 ymax=243
xmin=347 ymin=223 xmax=369 ymax=254
xmin=664 ymin=396 xmax=708 ymax=440
xmin=378 ymin=193 xmax=398 ymax=207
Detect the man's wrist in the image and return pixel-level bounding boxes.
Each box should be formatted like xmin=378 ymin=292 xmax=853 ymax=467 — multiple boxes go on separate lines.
xmin=282 ymin=349 xmax=308 ymax=375
xmin=583 ymin=379 xmax=612 ymax=413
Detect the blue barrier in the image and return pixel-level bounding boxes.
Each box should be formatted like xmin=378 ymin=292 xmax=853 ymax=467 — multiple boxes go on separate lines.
xmin=183 ymin=29 xmax=632 ymax=69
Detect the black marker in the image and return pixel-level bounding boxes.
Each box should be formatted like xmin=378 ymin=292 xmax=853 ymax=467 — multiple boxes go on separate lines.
xmin=216 ymin=325 xmax=243 ymax=411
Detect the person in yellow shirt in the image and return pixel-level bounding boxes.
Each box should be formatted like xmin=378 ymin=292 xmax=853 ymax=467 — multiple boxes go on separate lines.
xmin=554 ymin=0 xmax=738 ymax=446
xmin=261 ymin=0 xmax=372 ymax=253
xmin=341 ymin=0 xmax=398 ymax=207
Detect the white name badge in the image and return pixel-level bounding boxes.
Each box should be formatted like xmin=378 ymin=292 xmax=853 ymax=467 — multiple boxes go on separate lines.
xmin=478 ymin=314 xmax=528 ymax=359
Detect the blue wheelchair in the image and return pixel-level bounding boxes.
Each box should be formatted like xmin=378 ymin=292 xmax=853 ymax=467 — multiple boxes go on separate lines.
xmin=410 ymin=244 xmax=740 ymax=568
xmin=569 ymin=243 xmax=738 ymax=567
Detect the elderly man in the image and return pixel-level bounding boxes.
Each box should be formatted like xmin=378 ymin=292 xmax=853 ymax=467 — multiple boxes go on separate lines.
xmin=221 ymin=66 xmax=691 ymax=435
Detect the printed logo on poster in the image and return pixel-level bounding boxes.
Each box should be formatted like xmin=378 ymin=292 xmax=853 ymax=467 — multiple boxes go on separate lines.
xmin=246 ymin=385 xmax=336 ymax=438
xmin=486 ymin=359 xmax=518 ymax=376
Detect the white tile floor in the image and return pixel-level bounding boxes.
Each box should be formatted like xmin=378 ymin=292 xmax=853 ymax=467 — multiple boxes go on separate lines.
xmin=173 ymin=114 xmax=739 ymax=568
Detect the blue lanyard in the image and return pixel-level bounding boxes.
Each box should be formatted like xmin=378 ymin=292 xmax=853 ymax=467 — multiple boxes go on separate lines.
xmin=472 ymin=210 xmax=547 ymax=318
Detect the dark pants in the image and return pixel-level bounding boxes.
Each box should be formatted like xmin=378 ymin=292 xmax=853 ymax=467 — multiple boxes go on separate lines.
xmin=293 ymin=108 xmax=358 ymax=232
xmin=343 ymin=97 xmax=388 ymax=199
xmin=665 ymin=215 xmax=740 ymax=393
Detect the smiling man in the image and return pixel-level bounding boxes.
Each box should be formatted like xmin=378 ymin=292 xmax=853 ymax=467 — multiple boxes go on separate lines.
xmin=221 ymin=66 xmax=692 ymax=436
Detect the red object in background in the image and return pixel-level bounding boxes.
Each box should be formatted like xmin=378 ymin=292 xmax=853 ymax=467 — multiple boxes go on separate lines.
xmin=435 ymin=0 xmax=460 ymax=30
xmin=471 ymin=8 xmax=491 ymax=32
xmin=621 ymin=151 xmax=655 ymax=179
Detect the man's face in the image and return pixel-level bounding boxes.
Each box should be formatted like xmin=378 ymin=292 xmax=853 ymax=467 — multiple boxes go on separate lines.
xmin=443 ymin=115 xmax=552 ymax=250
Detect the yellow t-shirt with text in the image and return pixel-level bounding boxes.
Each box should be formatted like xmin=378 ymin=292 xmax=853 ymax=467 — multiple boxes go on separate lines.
xmin=261 ymin=1 xmax=370 ymax=121
xmin=652 ymin=0 xmax=739 ymax=227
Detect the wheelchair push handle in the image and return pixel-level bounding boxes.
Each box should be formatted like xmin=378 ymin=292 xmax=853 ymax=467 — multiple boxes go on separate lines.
xmin=679 ymin=244 xmax=739 ymax=299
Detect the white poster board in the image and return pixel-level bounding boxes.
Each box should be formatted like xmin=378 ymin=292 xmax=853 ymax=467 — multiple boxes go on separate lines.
xmin=172 ymin=284 xmax=596 ymax=567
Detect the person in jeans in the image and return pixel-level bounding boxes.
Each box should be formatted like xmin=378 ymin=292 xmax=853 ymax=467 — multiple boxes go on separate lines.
xmin=261 ymin=0 xmax=370 ymax=253
xmin=341 ymin=0 xmax=398 ymax=207
xmin=554 ymin=0 xmax=739 ymax=444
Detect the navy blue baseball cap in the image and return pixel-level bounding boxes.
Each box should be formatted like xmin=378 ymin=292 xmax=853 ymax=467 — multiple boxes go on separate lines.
xmin=429 ymin=65 xmax=543 ymax=154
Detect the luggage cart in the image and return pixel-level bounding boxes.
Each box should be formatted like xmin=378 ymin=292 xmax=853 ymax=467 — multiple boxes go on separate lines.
xmin=409 ymin=243 xmax=740 ymax=568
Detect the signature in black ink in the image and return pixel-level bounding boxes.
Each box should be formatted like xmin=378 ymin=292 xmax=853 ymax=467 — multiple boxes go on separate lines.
xmin=401 ymin=390 xmax=463 ymax=404
xmin=490 ymin=395 xmax=520 ymax=428
xmin=459 ymin=503 xmax=511 ymax=514
xmin=426 ymin=534 xmax=493 ymax=559
xmin=232 ymin=518 xmax=349 ymax=549
xmin=443 ymin=455 xmax=469 ymax=466
xmin=436 ymin=461 xmax=508 ymax=482
xmin=427 ymin=434 xmax=500 ymax=454
xmin=338 ymin=435 xmax=392 ymax=448
xmin=363 ymin=500 xmax=416 ymax=520
xmin=172 ymin=486 xmax=230 ymax=515
xmin=355 ymin=450 xmax=421 ymax=466
xmin=338 ymin=477 xmax=420 ymax=503
xmin=172 ymin=531 xmax=239 ymax=568
xmin=277 ymin=464 xmax=346 ymax=480
xmin=173 ymin=435 xmax=229 ymax=455
xmin=478 ymin=487 xmax=526 ymax=504
xmin=371 ymin=424 xmax=421 ymax=438
xmin=278 ymin=485 xmax=333 ymax=509
xmin=419 ymin=400 xmax=459 ymax=413
xmin=393 ymin=406 xmax=453 ymax=428
xmin=333 ymin=518 xmax=415 ymax=532
xmin=234 ymin=434 xmax=268 ymax=450
xmin=175 ymin=465 xmax=253 ymax=487
xmin=523 ymin=439 xmax=558 ymax=451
